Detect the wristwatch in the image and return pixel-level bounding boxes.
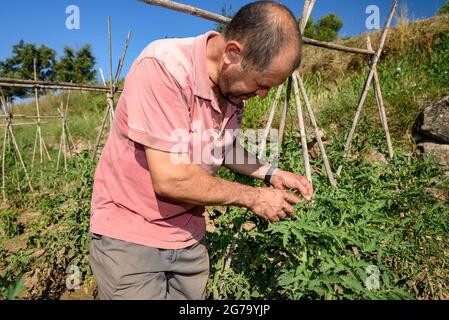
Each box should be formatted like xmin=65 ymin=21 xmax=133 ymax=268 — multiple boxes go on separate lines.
xmin=264 ymin=165 xmax=277 ymax=185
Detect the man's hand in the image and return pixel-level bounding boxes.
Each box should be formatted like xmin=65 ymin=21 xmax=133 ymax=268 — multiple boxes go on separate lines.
xmin=269 ymin=169 xmax=314 ymax=201
xmin=249 ymin=188 xmax=301 ymax=222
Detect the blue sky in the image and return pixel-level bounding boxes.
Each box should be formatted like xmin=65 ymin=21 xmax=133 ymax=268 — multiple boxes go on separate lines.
xmin=0 ymin=0 xmax=446 ymax=81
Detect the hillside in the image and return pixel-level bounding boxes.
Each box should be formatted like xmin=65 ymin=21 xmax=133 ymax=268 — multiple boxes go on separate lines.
xmin=1 ymin=14 xmax=448 ymax=300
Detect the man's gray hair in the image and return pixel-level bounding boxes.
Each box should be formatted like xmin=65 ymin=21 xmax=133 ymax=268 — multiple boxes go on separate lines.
xmin=224 ymin=1 xmax=302 ymax=73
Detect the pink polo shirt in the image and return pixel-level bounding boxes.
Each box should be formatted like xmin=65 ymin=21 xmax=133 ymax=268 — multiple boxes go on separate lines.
xmin=90 ymin=31 xmax=244 ymax=249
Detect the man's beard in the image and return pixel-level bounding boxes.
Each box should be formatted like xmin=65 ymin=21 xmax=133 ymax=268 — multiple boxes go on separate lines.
xmin=216 ymin=69 xmax=247 ymax=106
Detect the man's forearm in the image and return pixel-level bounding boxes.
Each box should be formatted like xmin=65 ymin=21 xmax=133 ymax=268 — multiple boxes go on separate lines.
xmin=155 ymin=163 xmax=259 ymax=209
xmin=224 ymin=141 xmax=274 ymax=180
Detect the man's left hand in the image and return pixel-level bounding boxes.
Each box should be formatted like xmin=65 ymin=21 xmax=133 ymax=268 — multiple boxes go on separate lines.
xmin=269 ymin=169 xmax=314 ymax=201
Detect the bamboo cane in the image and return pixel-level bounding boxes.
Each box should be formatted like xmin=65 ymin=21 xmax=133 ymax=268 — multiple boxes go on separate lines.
xmin=99 ymin=68 xmax=107 ymax=86
xmin=292 ymin=73 xmax=312 ymax=184
xmin=63 ymin=120 xmax=68 ymax=171
xmin=259 ymin=84 xmax=283 ymax=157
xmin=115 ymin=30 xmax=132 ymax=85
xmin=0 ymin=115 xmax=60 ymax=119
xmin=57 ymin=107 xmax=63 ymax=171
xmin=138 ymin=0 xmax=375 ymax=56
xmin=57 ymin=103 xmax=68 ymax=171
xmin=278 ymin=77 xmax=292 ymax=149
xmin=1 ymin=122 xmax=7 ymax=200
xmin=296 ymin=73 xmax=337 ymax=187
xmin=108 ymin=17 xmax=114 ymax=92
xmin=8 ymin=124 xmax=33 ymax=192
xmin=64 ymin=88 xmax=75 ymax=154
xmin=92 ymin=96 xmax=111 ymax=160
xmin=366 ymin=37 xmax=387 ymax=137
xmin=0 ymin=121 xmax=48 ymax=127
xmin=295 ymin=0 xmax=337 ymax=186
xmin=33 ymin=59 xmax=43 ymax=165
xmin=32 ymin=126 xmax=38 ymax=166
xmin=93 ymin=22 xmax=132 ymax=160
xmin=367 ymin=37 xmax=394 ymax=160
xmin=0 ymin=78 xmax=121 ymax=93
xmin=299 ymin=0 xmax=316 ymax=32
xmin=1 ymin=97 xmax=6 ymax=200
xmin=337 ymin=0 xmax=397 ymax=176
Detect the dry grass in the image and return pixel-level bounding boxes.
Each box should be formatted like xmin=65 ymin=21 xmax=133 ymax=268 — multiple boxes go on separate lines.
xmin=300 ymin=14 xmax=449 ymax=82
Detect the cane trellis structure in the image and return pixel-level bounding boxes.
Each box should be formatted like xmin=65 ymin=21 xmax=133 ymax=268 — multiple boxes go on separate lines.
xmin=0 ymin=17 xmax=131 ymax=201
xmin=0 ymin=0 xmax=398 ymax=203
xmin=139 ymin=0 xmax=398 ymax=188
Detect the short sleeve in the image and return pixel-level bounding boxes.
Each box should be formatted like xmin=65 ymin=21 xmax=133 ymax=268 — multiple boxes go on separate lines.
xmin=125 ymin=58 xmax=191 ymax=153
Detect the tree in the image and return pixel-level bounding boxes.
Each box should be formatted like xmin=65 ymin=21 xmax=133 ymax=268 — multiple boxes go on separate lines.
xmin=438 ymin=0 xmax=449 ymax=15
xmin=302 ymin=14 xmax=343 ymax=42
xmin=0 ymin=42 xmax=97 ymax=100
xmin=0 ymin=40 xmax=56 ymax=99
xmin=214 ymin=4 xmax=234 ymax=34
xmin=54 ymin=45 xmax=96 ymax=83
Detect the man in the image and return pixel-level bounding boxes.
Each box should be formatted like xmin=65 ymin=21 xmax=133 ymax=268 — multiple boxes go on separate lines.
xmin=89 ymin=0 xmax=313 ymax=300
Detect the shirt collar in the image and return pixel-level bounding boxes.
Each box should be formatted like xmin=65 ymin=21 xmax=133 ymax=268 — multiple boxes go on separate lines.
xmin=193 ymin=31 xmax=219 ymax=101
xmin=192 ymin=31 xmax=244 ymax=116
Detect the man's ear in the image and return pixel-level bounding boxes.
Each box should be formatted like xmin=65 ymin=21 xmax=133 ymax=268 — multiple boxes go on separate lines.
xmin=223 ymin=41 xmax=244 ymax=66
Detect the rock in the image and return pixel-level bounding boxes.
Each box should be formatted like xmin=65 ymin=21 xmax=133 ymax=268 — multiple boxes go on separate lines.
xmin=415 ymin=96 xmax=449 ymax=144
xmin=417 ymin=142 xmax=449 ymax=165
xmin=363 ymin=148 xmax=388 ymax=166
xmin=308 ymin=142 xmax=319 ymax=159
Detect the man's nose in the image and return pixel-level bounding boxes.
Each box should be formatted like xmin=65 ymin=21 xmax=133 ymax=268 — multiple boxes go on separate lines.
xmin=256 ymin=89 xmax=269 ymax=99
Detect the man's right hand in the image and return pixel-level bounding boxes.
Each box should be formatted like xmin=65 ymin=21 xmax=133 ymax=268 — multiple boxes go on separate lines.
xmin=248 ymin=188 xmax=301 ymax=222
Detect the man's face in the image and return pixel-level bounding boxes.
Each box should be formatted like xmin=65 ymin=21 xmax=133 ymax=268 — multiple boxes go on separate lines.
xmin=216 ymin=43 xmax=298 ymax=105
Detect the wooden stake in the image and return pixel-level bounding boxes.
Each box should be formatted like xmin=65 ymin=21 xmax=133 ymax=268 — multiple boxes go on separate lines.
xmin=299 ymin=0 xmax=316 ymax=32
xmin=32 ymin=59 xmax=43 ymax=166
xmin=114 ymin=30 xmax=132 ymax=85
xmin=92 ymin=96 xmax=111 ymax=160
xmin=1 ymin=114 xmax=5 ymax=200
xmin=292 ymin=73 xmax=312 ymax=184
xmin=64 ymin=88 xmax=75 ymax=153
xmin=259 ymin=84 xmax=283 ymax=157
xmin=296 ymin=73 xmax=337 ymax=187
xmin=278 ymin=77 xmax=292 ymax=149
xmin=337 ymin=0 xmax=397 ymax=175
xmin=0 ymin=114 xmax=60 ymax=119
xmin=8 ymin=122 xmax=33 ymax=192
xmin=57 ymin=103 xmax=69 ymax=171
xmin=1 ymin=98 xmax=33 ymax=194
xmin=138 ymin=0 xmax=375 ymax=56
xmin=108 ymin=17 xmax=114 ymax=92
xmin=99 ymin=68 xmax=107 ymax=86
xmin=32 ymin=59 xmax=52 ymax=167
xmin=93 ymin=22 xmax=132 ymax=160
xmin=0 ymin=121 xmax=48 ymax=127
xmin=292 ymin=0 xmax=337 ymax=186
xmin=1 ymin=121 xmax=7 ymax=200
xmin=32 ymin=126 xmax=38 ymax=166
xmin=367 ymin=37 xmax=394 ymax=160
xmin=0 ymin=78 xmax=121 ymax=93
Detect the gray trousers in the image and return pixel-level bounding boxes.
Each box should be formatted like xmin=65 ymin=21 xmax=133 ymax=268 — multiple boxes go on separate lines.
xmin=89 ymin=233 xmax=209 ymax=300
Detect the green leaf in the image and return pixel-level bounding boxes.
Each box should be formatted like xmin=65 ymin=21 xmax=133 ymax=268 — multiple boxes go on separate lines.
xmin=339 ymin=275 xmax=365 ymax=293
xmin=5 ymin=275 xmax=25 ymax=300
